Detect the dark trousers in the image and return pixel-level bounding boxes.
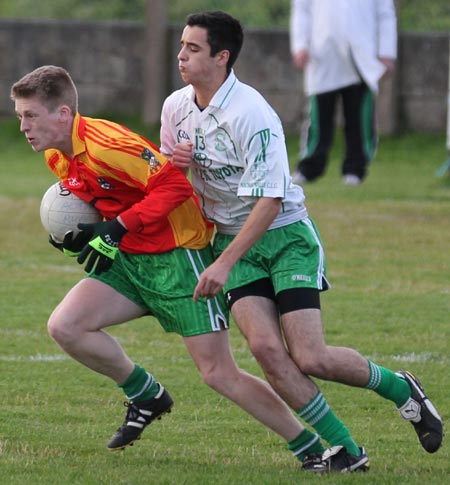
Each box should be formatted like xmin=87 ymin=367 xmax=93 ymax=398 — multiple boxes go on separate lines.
xmin=298 ymin=82 xmax=377 ymax=181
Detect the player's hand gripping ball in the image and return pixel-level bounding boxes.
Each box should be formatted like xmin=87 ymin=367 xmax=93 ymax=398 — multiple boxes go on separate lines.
xmin=48 ymin=230 xmax=93 ymax=257
xmin=77 ymin=218 xmax=127 ymax=275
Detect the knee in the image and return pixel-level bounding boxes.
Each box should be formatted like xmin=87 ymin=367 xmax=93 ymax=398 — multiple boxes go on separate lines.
xmin=298 ymin=360 xmax=327 ymax=378
xmin=293 ymin=350 xmax=331 ymax=379
xmin=47 ymin=312 xmax=78 ymax=348
xmin=199 ymin=364 xmax=227 ymax=393
xmin=247 ymin=336 xmax=286 ymax=376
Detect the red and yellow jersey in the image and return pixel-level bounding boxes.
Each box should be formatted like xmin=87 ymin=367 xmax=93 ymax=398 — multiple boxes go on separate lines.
xmin=45 ymin=113 xmax=213 ymax=254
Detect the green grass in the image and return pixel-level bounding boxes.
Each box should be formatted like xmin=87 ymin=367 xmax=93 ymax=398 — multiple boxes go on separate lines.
xmin=0 ymin=116 xmax=449 ymax=484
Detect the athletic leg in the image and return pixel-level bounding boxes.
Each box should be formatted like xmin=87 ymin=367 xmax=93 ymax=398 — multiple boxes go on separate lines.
xmin=183 ymin=329 xmax=325 ymax=461
xmin=48 ymin=277 xmax=146 ymax=383
xmin=48 ymin=277 xmax=172 ymax=450
xmin=282 ymin=308 xmax=372 ymax=385
xmin=282 ymin=307 xmax=443 ymax=453
xmin=214 ymin=233 xmax=363 ymax=466
xmin=231 ymin=296 xmax=318 ymax=409
xmin=231 ymin=296 xmax=363 ymax=458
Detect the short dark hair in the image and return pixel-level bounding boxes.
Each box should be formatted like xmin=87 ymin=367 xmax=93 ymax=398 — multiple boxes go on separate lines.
xmin=186 ymin=11 xmax=243 ymax=72
xmin=10 ymin=65 xmax=78 ymax=114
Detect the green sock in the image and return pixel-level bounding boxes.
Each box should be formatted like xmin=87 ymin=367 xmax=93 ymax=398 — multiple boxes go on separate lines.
xmin=365 ymin=360 xmax=411 ymax=407
xmin=297 ymin=392 xmax=361 ymax=457
xmin=118 ymin=364 xmax=159 ymax=403
xmin=288 ymin=429 xmax=325 ymax=462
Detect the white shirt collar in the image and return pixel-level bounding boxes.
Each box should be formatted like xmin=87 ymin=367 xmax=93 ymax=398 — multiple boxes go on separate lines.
xmin=184 ymin=69 xmax=238 ymax=110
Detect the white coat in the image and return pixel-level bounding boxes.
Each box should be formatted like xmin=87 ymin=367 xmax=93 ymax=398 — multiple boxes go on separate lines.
xmin=290 ymin=0 xmax=397 ymax=94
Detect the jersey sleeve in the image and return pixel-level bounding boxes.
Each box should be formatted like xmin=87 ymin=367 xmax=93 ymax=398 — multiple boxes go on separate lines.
xmin=119 ymin=159 xmax=193 ymax=233
xmin=235 ymin=99 xmax=291 ymax=199
xmin=160 ymin=94 xmax=178 ymax=157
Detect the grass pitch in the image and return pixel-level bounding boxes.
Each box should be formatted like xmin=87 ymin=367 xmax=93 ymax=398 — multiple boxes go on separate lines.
xmin=0 ymin=117 xmax=449 ymax=484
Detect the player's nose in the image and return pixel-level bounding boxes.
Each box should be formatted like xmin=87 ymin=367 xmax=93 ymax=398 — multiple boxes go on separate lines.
xmin=20 ymin=119 xmax=30 ymax=132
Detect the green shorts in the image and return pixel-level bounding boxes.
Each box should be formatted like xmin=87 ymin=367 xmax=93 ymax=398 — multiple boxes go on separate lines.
xmin=213 ymin=218 xmax=330 ymax=295
xmin=91 ymin=246 xmax=229 ymax=337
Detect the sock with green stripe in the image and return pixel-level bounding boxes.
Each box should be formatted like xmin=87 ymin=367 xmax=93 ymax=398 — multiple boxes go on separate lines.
xmin=118 ymin=364 xmax=159 ymax=403
xmin=297 ymin=392 xmax=361 ymax=457
xmin=366 ymin=360 xmax=411 ymax=407
xmin=287 ymin=429 xmax=325 ymax=462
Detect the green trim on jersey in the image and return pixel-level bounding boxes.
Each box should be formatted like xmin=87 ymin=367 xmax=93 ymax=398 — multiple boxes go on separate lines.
xmin=213 ymin=218 xmax=330 ymax=295
xmin=91 ymin=247 xmax=229 ymax=337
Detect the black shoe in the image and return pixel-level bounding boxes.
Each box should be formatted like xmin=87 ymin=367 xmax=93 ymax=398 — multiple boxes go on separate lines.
xmin=396 ymin=370 xmax=443 ymax=453
xmin=303 ymin=446 xmax=369 ymax=473
xmin=108 ymin=384 xmax=174 ymax=450
xmin=301 ymin=453 xmax=326 ymax=472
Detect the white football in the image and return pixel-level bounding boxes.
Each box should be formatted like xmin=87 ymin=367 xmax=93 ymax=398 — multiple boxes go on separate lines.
xmin=40 ymin=182 xmax=103 ymax=243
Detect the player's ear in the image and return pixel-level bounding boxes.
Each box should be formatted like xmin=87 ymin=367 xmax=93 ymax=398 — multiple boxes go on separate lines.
xmin=216 ymin=49 xmax=230 ymax=67
xmin=59 ymin=105 xmax=73 ymax=121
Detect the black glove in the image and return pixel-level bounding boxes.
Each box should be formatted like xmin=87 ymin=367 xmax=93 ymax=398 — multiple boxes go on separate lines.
xmin=77 ymin=218 xmax=127 ymax=275
xmin=49 ymin=230 xmax=94 ymax=257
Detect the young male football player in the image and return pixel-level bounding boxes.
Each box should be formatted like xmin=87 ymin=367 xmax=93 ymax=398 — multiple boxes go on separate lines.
xmin=11 ymin=65 xmax=334 ymax=464
xmin=160 ymin=10 xmax=443 ymax=472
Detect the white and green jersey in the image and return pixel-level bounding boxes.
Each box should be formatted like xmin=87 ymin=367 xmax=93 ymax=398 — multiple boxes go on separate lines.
xmin=160 ymin=71 xmax=308 ymax=235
